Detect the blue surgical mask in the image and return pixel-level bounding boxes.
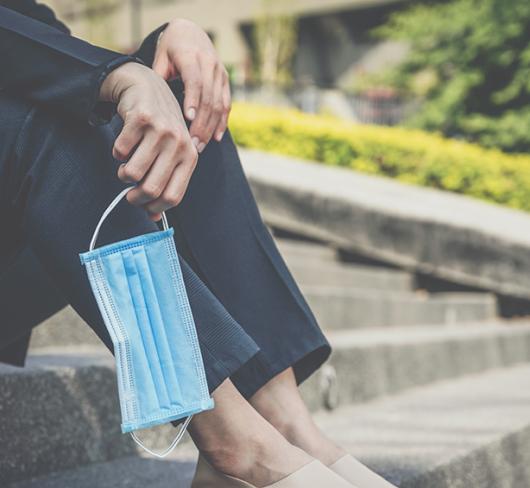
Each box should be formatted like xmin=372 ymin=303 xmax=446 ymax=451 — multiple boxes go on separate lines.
xmin=80 ymin=187 xmax=214 ymax=457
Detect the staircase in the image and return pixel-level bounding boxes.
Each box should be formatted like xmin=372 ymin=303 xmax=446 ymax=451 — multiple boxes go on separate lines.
xmin=3 ymin=236 xmax=530 ymax=488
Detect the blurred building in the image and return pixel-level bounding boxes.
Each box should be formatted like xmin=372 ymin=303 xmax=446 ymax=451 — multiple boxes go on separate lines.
xmin=48 ymin=0 xmax=411 ymax=123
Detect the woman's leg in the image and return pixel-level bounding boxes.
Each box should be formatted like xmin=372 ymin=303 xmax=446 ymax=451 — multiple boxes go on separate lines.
xmin=0 ymin=95 xmax=325 ymax=485
xmin=189 ymin=378 xmax=312 ymax=487
xmin=166 ymin=128 xmax=331 ymax=401
xmin=249 ymin=367 xmax=346 ymax=466
xmin=160 ymin=123 xmax=354 ymax=477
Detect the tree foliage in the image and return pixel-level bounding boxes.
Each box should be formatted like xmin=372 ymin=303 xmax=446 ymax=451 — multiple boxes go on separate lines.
xmin=253 ymin=0 xmax=298 ymax=87
xmin=378 ymin=0 xmax=530 ymax=153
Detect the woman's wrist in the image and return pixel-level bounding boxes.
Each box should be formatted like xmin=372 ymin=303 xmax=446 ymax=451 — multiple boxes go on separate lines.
xmin=99 ymin=62 xmax=147 ymax=103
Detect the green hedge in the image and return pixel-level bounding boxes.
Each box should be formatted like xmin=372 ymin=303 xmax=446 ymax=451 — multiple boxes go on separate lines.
xmin=230 ymin=103 xmax=530 ymax=212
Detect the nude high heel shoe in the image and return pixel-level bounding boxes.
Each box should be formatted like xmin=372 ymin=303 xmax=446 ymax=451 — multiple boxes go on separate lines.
xmin=329 ymin=455 xmax=398 ymax=487
xmin=191 ymin=455 xmax=357 ymax=488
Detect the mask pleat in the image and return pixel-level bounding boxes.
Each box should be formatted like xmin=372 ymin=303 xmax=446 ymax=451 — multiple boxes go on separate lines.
xmin=120 ymin=248 xmax=173 ymax=412
xmin=147 ymin=238 xmax=203 ymax=405
xmin=103 ymin=251 xmax=161 ymax=420
xmin=133 ymin=245 xmax=183 ymax=408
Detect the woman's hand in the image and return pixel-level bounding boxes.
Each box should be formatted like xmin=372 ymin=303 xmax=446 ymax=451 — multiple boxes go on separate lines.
xmin=152 ymin=18 xmax=232 ymax=153
xmin=100 ymin=62 xmax=198 ymax=221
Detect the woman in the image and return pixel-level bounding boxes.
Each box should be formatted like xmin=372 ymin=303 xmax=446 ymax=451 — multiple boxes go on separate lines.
xmin=0 ymin=2 xmax=396 ymax=487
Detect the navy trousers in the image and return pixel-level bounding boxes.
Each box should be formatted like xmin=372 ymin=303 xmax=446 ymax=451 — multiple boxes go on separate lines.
xmin=0 ymin=85 xmax=330 ymax=399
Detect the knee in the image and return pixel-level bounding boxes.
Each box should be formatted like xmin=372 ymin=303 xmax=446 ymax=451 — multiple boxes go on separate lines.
xmin=0 ymin=93 xmax=35 ymax=139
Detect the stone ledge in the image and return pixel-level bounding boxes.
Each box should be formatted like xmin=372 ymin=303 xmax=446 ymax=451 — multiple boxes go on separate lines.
xmin=240 ymin=148 xmax=530 ymax=300
xmin=0 ymin=350 xmax=192 ymax=485
xmin=300 ymin=321 xmax=530 ymax=410
xmin=303 ymin=288 xmax=497 ymax=329
xmin=0 ymin=352 xmax=131 ymax=485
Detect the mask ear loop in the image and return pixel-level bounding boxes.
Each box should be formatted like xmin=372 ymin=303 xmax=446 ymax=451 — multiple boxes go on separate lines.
xmin=130 ymin=415 xmax=194 ymax=459
xmin=89 ymin=186 xmax=169 ymax=251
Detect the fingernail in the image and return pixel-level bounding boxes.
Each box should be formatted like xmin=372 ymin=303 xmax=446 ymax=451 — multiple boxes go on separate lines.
xmin=197 ymin=142 xmax=206 ymax=153
xmin=216 ymin=131 xmax=224 ymax=142
xmin=192 ymin=136 xmax=200 ymax=148
xmin=187 ymin=108 xmax=196 ymax=120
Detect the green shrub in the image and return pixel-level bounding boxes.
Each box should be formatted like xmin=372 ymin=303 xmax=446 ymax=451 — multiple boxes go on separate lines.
xmin=376 ymin=0 xmax=530 ymax=153
xmin=230 ymin=103 xmax=530 ymax=212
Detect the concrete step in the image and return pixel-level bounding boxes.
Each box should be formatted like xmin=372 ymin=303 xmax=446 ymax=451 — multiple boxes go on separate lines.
xmin=0 ymin=350 xmax=129 ymax=485
xmin=31 ymin=287 xmax=490 ymax=351
xmin=275 ymin=238 xmax=338 ymax=263
xmin=287 ymin=259 xmax=414 ymax=290
xmin=302 ymin=321 xmax=530 ymax=411
xmin=303 ymin=288 xmax=498 ymax=329
xmin=11 ymin=323 xmax=529 ymax=482
xmin=31 ymin=290 xmax=497 ymax=353
xmin=29 ymin=309 xmax=530 ymax=413
xmin=315 ymin=364 xmax=530 ymax=487
xmin=0 ymin=348 xmax=193 ymax=485
xmin=276 ymin=237 xmax=415 ymax=290
xmin=7 ymin=451 xmax=198 ymax=488
xmin=10 ymin=364 xmax=530 ymax=488
xmin=242 ymin=148 xmax=530 ymax=301
xmin=29 ymin=307 xmax=101 ymax=350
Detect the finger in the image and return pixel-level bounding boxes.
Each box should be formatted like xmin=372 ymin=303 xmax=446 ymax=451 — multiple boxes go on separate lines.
xmin=144 ymin=148 xmax=198 ymax=214
xmin=149 ymin=212 xmax=163 ymax=222
xmin=200 ymin=67 xmax=225 ymax=146
xmin=189 ymin=60 xmax=216 ymax=151
xmin=180 ymin=62 xmax=202 ymax=122
xmin=117 ymin=135 xmax=159 ymax=184
xmin=152 ymin=52 xmax=172 ymax=81
xmin=214 ymin=74 xmax=231 ymax=142
xmin=144 ymin=163 xmax=193 ymax=215
xmin=126 ymin=140 xmax=181 ymax=206
xmin=112 ymin=120 xmax=143 ymax=161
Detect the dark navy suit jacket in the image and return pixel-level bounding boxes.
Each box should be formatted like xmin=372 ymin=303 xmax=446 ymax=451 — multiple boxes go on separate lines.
xmin=0 ymin=0 xmax=166 ymax=124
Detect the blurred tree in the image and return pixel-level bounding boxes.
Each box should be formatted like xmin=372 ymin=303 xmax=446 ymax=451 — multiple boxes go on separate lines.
xmin=253 ymin=0 xmax=298 ymax=87
xmin=378 ymin=0 xmax=530 ymax=153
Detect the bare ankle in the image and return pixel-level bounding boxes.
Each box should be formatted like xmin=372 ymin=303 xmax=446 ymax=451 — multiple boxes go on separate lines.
xmin=200 ymin=430 xmax=311 ymax=487
xmin=189 ymin=379 xmax=312 ymax=486
xmin=200 ymin=431 xmax=266 ymax=479
xmin=280 ymin=420 xmax=346 ymax=466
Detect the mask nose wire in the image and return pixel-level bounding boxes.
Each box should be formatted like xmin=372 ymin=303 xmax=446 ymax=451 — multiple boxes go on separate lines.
xmin=130 ymin=414 xmax=194 ymax=458
xmin=89 ymin=186 xmax=169 ymax=251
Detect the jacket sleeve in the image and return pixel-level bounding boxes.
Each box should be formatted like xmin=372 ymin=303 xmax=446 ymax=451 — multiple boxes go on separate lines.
xmin=133 ymin=22 xmax=168 ymax=67
xmin=0 ymin=4 xmax=142 ymax=124
xmin=0 ymin=0 xmax=70 ymax=33
xmin=133 ymin=22 xmax=185 ymax=95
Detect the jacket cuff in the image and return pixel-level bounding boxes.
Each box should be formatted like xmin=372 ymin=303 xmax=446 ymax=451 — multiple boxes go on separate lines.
xmin=134 ymin=23 xmax=169 ymax=67
xmin=88 ymin=54 xmax=144 ymax=126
